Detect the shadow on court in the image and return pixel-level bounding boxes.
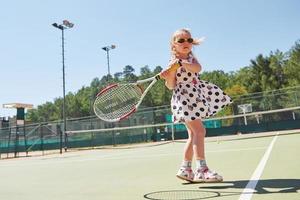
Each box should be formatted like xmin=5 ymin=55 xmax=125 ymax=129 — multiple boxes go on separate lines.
xmin=143 ymin=179 xmax=300 ymax=199
xmin=198 ymin=179 xmax=300 ymax=194
xmin=143 ymin=189 xmax=248 ymax=200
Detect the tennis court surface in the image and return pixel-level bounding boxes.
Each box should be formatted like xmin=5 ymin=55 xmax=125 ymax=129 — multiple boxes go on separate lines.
xmin=0 ymin=131 xmax=299 ymax=200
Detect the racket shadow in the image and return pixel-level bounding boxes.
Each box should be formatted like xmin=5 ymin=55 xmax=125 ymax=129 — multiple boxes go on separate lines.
xmin=143 ymin=189 xmax=249 ymax=200
xmin=143 ymin=189 xmax=220 ymax=200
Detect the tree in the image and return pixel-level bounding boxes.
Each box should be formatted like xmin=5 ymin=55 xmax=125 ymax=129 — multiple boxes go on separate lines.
xmin=153 ymin=66 xmax=163 ymax=74
xmin=140 ymin=65 xmax=152 ymax=77
xmin=114 ymin=72 xmax=123 ymax=81
xmin=90 ymin=77 xmax=100 ymax=88
xmin=224 ymin=84 xmax=248 ymax=115
xmin=225 ymin=84 xmax=248 ymax=97
xmin=200 ymin=70 xmax=234 ymax=90
xmin=244 ymin=51 xmax=286 ymax=92
xmin=123 ymin=65 xmax=137 ymax=82
xmin=234 ymin=66 xmax=254 ymax=91
xmin=284 ymin=41 xmax=300 ymax=86
xmin=36 ymin=102 xmax=57 ymax=122
xmin=26 ymin=109 xmax=39 ymax=122
xmin=269 ymin=50 xmax=287 ymax=89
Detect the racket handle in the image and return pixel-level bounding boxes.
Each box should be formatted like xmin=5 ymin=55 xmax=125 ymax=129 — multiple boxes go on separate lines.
xmin=168 ymin=61 xmax=182 ymax=72
xmin=157 ymin=61 xmax=182 ymax=80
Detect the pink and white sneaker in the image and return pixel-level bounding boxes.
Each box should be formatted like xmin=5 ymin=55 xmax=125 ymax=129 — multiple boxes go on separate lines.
xmin=176 ymin=167 xmax=194 ymax=182
xmin=193 ymin=167 xmax=223 ymax=183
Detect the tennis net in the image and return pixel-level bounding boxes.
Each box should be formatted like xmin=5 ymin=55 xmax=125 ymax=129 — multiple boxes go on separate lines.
xmin=1 ymin=106 xmax=299 ymax=157
xmin=64 ymin=106 xmax=300 ymax=149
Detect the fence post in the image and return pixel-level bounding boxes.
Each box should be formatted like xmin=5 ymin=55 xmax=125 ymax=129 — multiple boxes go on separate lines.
xmin=23 ymin=123 xmax=28 ymax=156
xmin=40 ymin=124 xmax=44 ymax=155
xmin=14 ymin=126 xmax=19 ymax=158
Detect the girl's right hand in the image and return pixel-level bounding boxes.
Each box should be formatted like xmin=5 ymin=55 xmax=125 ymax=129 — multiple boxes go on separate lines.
xmin=161 ymin=60 xmax=180 ymax=80
xmin=160 ymin=70 xmax=169 ymax=80
xmin=161 ymin=68 xmax=177 ymax=89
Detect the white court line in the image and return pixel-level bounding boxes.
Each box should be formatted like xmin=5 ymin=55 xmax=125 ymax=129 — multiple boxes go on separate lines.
xmin=208 ymin=147 xmax=266 ymax=153
xmin=239 ymin=134 xmax=278 ymax=200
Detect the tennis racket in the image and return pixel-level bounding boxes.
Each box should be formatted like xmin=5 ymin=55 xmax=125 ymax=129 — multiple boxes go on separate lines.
xmin=93 ymin=62 xmax=182 ymax=122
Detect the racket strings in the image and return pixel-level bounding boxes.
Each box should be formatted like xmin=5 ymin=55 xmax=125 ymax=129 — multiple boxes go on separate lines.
xmin=94 ymin=84 xmax=143 ymax=121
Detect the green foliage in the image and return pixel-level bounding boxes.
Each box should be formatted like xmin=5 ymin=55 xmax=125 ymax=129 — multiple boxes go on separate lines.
xmin=123 ymin=65 xmax=138 ymax=82
xmin=284 ymin=41 xmax=300 ymax=86
xmin=200 ymin=70 xmax=235 ymax=90
xmin=26 ymin=40 xmax=300 ymax=123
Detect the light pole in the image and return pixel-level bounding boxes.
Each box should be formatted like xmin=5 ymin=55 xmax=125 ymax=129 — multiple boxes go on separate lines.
xmin=102 ymin=45 xmax=116 ymax=81
xmin=52 ymin=20 xmax=74 ymax=153
xmin=101 ymin=44 xmax=116 ymax=145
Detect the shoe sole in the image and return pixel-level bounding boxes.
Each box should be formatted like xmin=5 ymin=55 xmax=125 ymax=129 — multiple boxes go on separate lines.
xmin=176 ymin=175 xmax=193 ymax=182
xmin=176 ymin=174 xmax=223 ymax=183
xmin=192 ymin=178 xmax=223 ymax=183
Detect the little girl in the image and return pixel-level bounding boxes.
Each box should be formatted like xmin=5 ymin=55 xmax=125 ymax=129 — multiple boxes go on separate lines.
xmin=161 ymin=28 xmax=232 ymax=182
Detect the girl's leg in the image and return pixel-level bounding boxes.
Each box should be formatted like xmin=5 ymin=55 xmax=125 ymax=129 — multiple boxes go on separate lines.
xmin=186 ymin=119 xmax=223 ymax=182
xmin=185 ymin=119 xmax=206 ymax=160
xmin=183 ymin=127 xmax=194 ymax=161
xmin=176 ymin=126 xmax=195 ymax=181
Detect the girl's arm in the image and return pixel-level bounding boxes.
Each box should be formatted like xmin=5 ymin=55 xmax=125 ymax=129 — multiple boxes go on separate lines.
xmin=160 ymin=69 xmax=177 ymax=90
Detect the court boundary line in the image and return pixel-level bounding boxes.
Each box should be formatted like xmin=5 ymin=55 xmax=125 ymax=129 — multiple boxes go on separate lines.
xmin=238 ymin=133 xmax=278 ymax=200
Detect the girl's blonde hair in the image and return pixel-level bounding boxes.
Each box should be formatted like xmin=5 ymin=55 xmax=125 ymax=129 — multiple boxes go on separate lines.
xmin=170 ymin=28 xmax=205 ymax=58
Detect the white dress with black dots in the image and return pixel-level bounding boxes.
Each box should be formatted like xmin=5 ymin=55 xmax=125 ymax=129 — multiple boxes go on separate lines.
xmin=171 ymin=57 xmax=232 ymax=123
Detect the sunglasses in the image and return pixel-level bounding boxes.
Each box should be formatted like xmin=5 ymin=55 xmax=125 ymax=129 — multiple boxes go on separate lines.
xmin=176 ymin=38 xmax=194 ymax=44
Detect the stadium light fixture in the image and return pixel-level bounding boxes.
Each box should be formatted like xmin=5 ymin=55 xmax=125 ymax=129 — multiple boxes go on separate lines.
xmin=52 ymin=20 xmax=74 ymax=153
xmin=102 ymin=45 xmax=116 ymax=79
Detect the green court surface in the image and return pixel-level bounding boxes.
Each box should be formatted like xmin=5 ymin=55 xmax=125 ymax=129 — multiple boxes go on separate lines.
xmin=0 ymin=132 xmax=299 ymax=200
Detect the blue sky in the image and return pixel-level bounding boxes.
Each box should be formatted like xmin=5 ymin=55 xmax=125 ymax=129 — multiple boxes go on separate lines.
xmin=1 ymin=0 xmax=299 ymax=117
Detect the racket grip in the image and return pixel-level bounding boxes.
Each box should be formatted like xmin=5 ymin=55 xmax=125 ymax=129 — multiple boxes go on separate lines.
xmin=157 ymin=61 xmax=182 ymax=80
xmin=168 ymin=60 xmax=182 ymax=72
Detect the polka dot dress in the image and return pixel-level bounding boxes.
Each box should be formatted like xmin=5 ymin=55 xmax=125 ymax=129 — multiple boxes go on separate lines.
xmin=171 ymin=57 xmax=232 ymax=123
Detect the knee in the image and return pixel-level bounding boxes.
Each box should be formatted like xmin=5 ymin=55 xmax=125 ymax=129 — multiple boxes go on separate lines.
xmin=194 ymin=127 xmax=206 ymax=137
xmin=187 ymin=134 xmax=194 ymax=142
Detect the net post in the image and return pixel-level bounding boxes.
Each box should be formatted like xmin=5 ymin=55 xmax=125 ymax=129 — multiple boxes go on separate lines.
xmin=292 ymin=112 xmax=296 ymax=120
xmin=171 ymin=123 xmax=175 ymax=142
